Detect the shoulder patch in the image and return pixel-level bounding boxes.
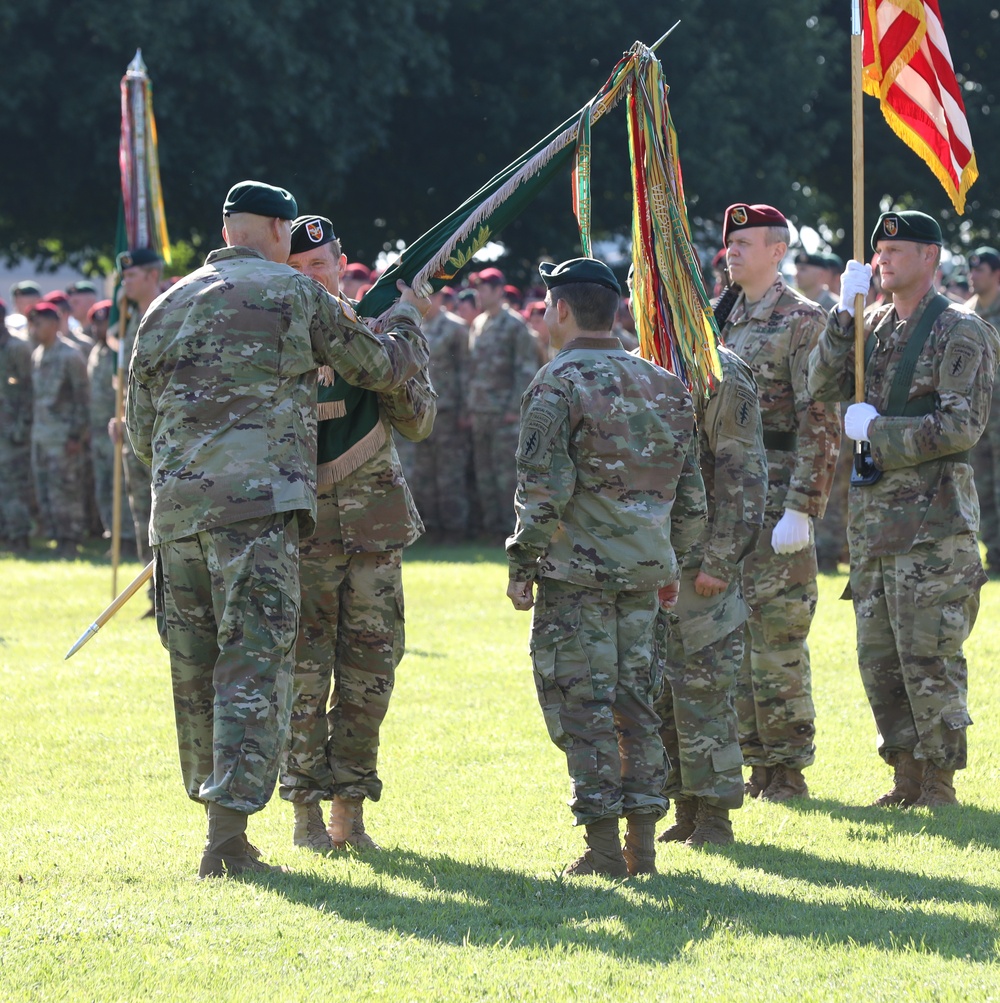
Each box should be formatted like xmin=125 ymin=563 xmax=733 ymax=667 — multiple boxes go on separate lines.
xmin=939 ymin=337 xmax=983 ymax=394
xmin=517 ymin=394 xmax=567 ymax=470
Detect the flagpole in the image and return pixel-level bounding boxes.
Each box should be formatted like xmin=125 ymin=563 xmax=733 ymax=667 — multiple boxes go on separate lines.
xmin=851 ymin=0 xmax=865 ymax=403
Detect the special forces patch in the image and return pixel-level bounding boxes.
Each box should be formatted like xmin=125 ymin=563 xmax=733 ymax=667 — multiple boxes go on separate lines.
xmin=721 ymin=385 xmax=758 ymax=444
xmin=517 ymin=392 xmax=566 ymax=470
xmin=306 ymin=218 xmax=325 ymax=243
xmin=939 ymin=339 xmax=982 ymax=393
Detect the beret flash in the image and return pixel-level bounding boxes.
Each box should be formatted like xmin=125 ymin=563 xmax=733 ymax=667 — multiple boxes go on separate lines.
xmin=870 ymin=210 xmax=943 ymax=252
xmin=289 ymin=215 xmax=337 ymax=255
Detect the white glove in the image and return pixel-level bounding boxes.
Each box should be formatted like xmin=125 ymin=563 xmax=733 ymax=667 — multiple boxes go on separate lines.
xmin=838 ymin=260 xmax=873 ymax=316
xmin=844 ymin=402 xmax=880 ymax=442
xmin=771 ymin=508 xmax=811 ymax=554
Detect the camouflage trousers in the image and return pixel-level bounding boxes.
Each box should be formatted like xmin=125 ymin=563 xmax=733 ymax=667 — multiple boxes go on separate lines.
xmin=530 ymin=577 xmax=668 ymax=826
xmin=739 ymin=540 xmax=818 ymax=770
xmin=90 ymin=434 xmax=135 ymax=540
xmin=0 ymin=439 xmax=32 ymax=541
xmin=655 ymin=584 xmax=746 ymax=809
xmin=32 ymin=438 xmax=85 ymax=544
xmin=850 ymin=532 xmax=984 ymax=771
xmin=280 ymin=487 xmax=404 ymax=804
xmin=123 ymin=441 xmax=152 ymax=563
xmin=154 ymin=512 xmax=300 ymax=813
xmin=972 ymin=410 xmax=1000 ymax=570
xmin=815 ymin=443 xmax=852 ymax=570
xmin=471 ymin=414 xmax=520 ymax=536
xmin=409 ymin=410 xmax=470 ymax=537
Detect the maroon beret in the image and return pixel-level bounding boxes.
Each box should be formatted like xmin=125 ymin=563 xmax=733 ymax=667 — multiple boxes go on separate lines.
xmin=42 ymin=290 xmax=71 ymax=309
xmin=711 ymin=248 xmax=727 ymax=269
xmin=723 ymin=203 xmax=787 ymax=244
xmin=87 ymin=299 xmax=113 ymax=322
xmin=474 ymin=267 xmax=505 ymax=285
xmin=344 ymin=262 xmax=371 ymax=279
xmin=29 ymin=302 xmax=61 ymax=320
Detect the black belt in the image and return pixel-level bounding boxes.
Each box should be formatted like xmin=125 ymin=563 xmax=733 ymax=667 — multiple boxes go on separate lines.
xmin=763 ymin=430 xmax=798 ymax=452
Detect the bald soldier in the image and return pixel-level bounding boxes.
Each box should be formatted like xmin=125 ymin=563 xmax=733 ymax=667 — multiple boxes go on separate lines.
xmin=279 ymin=214 xmax=436 ymax=853
xmin=808 ymin=211 xmax=1000 ymax=807
xmin=507 ymin=257 xmax=707 ymax=878
xmin=125 ymin=181 xmax=430 ymax=877
xmin=721 ymin=203 xmax=841 ymax=801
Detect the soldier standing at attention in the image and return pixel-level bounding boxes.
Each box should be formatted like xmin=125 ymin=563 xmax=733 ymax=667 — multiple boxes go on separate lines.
xmin=278 ymin=214 xmax=435 ymax=852
xmin=721 ymin=203 xmax=841 ymax=802
xmin=464 ymin=267 xmax=540 ymax=542
xmin=28 ymin=302 xmax=90 ymax=558
xmin=808 ymin=211 xmax=1000 ymax=807
xmin=125 ymin=181 xmax=429 ymax=878
xmin=506 ymin=257 xmax=707 ymax=878
xmin=0 ymin=298 xmax=33 ymax=552
xmin=964 ymin=247 xmax=1000 ymax=574
xmin=408 ymin=286 xmax=470 ymax=540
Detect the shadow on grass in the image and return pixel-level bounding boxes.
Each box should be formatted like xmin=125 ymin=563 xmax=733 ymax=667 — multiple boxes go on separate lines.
xmin=248 ymin=845 xmax=997 ymax=963
xmin=781 ymin=795 xmax=1000 ymax=851
xmin=405 ymin=539 xmax=507 ymax=565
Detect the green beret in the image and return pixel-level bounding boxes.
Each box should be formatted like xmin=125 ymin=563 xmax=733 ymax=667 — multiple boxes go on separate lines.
xmin=289 ymin=215 xmax=337 ymax=256
xmin=224 ymin=180 xmax=298 ymax=220
xmin=538 ymin=257 xmax=621 ymax=295
xmin=969 ymin=246 xmax=1000 ymax=270
xmin=12 ymin=280 xmax=42 ymax=297
xmin=823 ymin=252 xmax=844 ymax=271
xmin=116 ymin=247 xmax=161 ymax=273
xmin=67 ymin=280 xmax=98 ymax=295
xmin=870 ymin=211 xmax=942 ymax=252
xmin=794 ymin=251 xmax=827 ymax=268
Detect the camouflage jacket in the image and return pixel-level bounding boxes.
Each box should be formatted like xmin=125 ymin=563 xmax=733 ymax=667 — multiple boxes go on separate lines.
xmin=466 ymin=304 xmax=540 ymax=415
xmin=125 ymin=245 xmax=428 ymax=545
xmin=965 ymin=291 xmax=1000 ymax=329
xmin=31 ymin=337 xmax=89 ymax=446
xmin=0 ymin=329 xmax=33 ymax=446
xmin=807 ymin=286 xmax=1000 ymax=556
xmin=422 ymin=308 xmax=468 ymax=413
xmin=724 ymin=276 xmax=840 ymax=518
xmin=86 ymin=340 xmax=117 ymax=429
xmin=507 ymin=336 xmax=708 ymax=590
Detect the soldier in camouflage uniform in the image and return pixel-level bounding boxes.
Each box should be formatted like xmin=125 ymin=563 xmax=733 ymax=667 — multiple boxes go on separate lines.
xmin=0 ymin=301 xmax=33 ymax=552
xmin=278 ymin=214 xmax=435 ymax=853
xmin=465 ymin=267 xmax=540 ymax=540
xmin=721 ymin=204 xmax=841 ymax=801
xmin=125 ymin=181 xmax=429 ymax=878
xmin=507 ymin=257 xmax=707 ymax=878
xmin=964 ymin=247 xmax=1000 ymax=573
xmin=28 ymin=303 xmax=90 ymax=557
xmin=808 ymin=210 xmax=1000 ymax=808
xmin=408 ymin=288 xmax=470 ymax=539
xmin=86 ymin=300 xmax=135 ymax=544
xmin=655 ymin=345 xmax=766 ymax=847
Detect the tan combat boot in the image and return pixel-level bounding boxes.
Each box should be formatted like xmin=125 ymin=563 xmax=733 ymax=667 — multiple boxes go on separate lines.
xmin=622 ymin=813 xmax=658 ymax=875
xmin=744 ymin=765 xmax=772 ymax=799
xmin=562 ymin=817 xmax=629 ymax=878
xmin=872 ymin=752 xmax=925 ymax=807
xmin=760 ymin=765 xmax=809 ymax=802
xmin=327 ymin=795 xmax=381 ymax=851
xmin=199 ymin=803 xmax=285 ymax=878
xmin=657 ymin=795 xmax=698 ymax=843
xmin=912 ymin=765 xmax=958 ymax=807
xmin=293 ymin=802 xmax=334 ymax=852
xmin=684 ymin=802 xmax=734 ymax=847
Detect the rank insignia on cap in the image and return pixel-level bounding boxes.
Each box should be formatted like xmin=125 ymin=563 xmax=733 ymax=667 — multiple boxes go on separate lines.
xmin=884 ymin=216 xmax=898 ymax=237
xmin=731 ymin=206 xmax=748 ymax=226
xmin=306 ymin=219 xmax=324 ymax=243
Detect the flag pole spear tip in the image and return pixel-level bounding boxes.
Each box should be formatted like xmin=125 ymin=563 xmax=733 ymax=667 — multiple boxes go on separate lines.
xmin=65 ymin=623 xmax=99 ymax=660
xmin=651 ymin=20 xmax=682 ymax=52
xmin=127 ymin=49 xmax=147 ymax=76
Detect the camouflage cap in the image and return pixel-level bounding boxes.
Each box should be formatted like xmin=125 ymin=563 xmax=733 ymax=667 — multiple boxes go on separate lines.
xmin=538 ymin=257 xmax=621 ymax=295
xmin=223 ymin=180 xmax=298 ymax=220
xmin=289 ymin=215 xmax=337 ymax=255
xmin=969 ymin=246 xmax=1000 ymax=270
xmin=117 ymin=247 xmax=161 ymax=273
xmin=870 ymin=210 xmax=942 ymax=252
xmin=723 ymin=203 xmax=787 ymax=244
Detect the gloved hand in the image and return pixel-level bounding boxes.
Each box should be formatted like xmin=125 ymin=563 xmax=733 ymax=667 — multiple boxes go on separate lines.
xmin=838 ymin=260 xmax=873 ymax=316
xmin=844 ymin=402 xmax=880 ymax=442
xmin=771 ymin=508 xmax=811 ymax=554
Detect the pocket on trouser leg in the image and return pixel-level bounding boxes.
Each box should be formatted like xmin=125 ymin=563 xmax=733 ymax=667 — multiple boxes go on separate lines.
xmin=711 ymin=742 xmax=745 ymax=774
xmin=759 ymin=588 xmax=816 ymax=648
xmin=912 ymin=581 xmax=978 ymax=658
xmin=530 ymin=603 xmax=581 ymax=752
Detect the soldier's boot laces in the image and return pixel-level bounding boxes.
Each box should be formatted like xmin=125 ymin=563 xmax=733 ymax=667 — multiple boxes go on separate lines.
xmin=684 ymin=802 xmax=734 ymax=847
xmin=912 ymin=765 xmax=958 ymax=808
xmin=562 ymin=817 xmax=629 ymax=878
xmin=760 ymin=765 xmax=809 ymax=802
xmin=872 ymin=751 xmax=925 ymax=807
xmin=327 ymin=795 xmax=381 ymax=851
xmin=744 ymin=765 xmax=772 ymax=799
xmin=199 ymin=804 xmax=285 ymax=879
xmin=622 ymin=813 xmax=658 ymax=875
xmin=657 ymin=795 xmax=698 ymax=843
xmin=293 ymin=802 xmax=334 ymax=852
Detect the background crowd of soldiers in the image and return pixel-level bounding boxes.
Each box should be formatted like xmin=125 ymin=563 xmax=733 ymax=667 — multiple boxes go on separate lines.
xmin=1 ymin=238 xmax=999 ymax=569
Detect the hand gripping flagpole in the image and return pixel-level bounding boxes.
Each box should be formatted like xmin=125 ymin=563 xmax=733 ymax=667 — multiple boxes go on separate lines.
xmin=65 ymin=559 xmax=154 ymax=659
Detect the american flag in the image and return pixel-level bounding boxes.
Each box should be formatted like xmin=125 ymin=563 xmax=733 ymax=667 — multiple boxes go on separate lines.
xmin=862 ymin=0 xmax=978 ymax=214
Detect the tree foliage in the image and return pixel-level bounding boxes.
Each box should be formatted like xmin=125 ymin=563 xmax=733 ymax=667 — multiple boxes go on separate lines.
xmin=0 ymin=0 xmax=995 ymax=277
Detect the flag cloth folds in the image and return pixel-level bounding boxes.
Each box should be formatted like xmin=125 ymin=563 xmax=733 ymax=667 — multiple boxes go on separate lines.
xmin=862 ymin=0 xmax=978 ymax=214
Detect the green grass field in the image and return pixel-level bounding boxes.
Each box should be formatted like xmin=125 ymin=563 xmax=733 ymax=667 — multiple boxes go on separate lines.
xmin=3 ymin=541 xmax=1000 ymax=1002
